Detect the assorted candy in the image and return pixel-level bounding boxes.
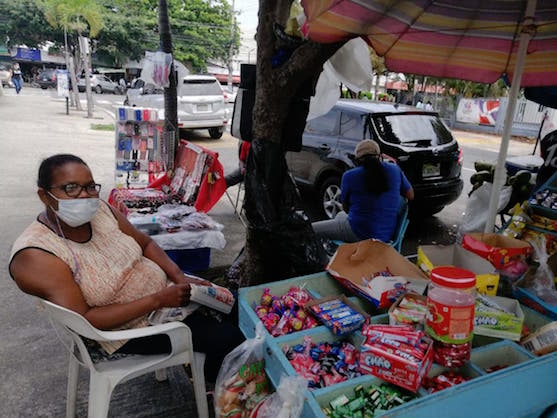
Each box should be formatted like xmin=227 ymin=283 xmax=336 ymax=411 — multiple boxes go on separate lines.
xmin=308 ymin=298 xmax=366 ymax=335
xmin=253 ymin=287 xmax=317 ymax=336
xmin=530 ymin=189 xmax=557 ymax=210
xmin=431 ymin=341 xmax=471 ymax=368
xmin=284 ymin=336 xmax=361 ymax=389
xmin=422 ymin=370 xmax=470 ymax=393
xmin=322 ymin=383 xmax=416 ymax=418
xmin=215 ymin=360 xmax=271 ymax=418
xmin=389 ymin=294 xmax=428 ymax=327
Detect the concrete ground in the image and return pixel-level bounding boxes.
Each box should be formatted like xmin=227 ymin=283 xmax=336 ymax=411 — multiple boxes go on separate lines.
xmin=0 ymin=88 xmax=541 ymax=417
xmin=0 ymin=89 xmax=243 ymax=417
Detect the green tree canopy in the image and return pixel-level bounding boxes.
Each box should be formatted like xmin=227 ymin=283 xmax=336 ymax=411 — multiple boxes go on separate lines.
xmin=1 ymin=0 xmax=239 ymax=72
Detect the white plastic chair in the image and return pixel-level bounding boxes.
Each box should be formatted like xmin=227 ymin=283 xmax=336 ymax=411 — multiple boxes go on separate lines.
xmin=38 ymin=298 xmax=209 ymax=418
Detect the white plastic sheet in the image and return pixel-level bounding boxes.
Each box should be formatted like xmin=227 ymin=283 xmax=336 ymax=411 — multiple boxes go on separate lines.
xmin=461 ymin=182 xmax=512 ymax=233
xmin=308 ymin=38 xmax=373 ymax=120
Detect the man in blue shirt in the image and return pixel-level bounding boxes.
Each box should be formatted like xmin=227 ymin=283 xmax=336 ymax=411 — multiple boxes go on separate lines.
xmin=312 ymin=140 xmax=414 ymax=243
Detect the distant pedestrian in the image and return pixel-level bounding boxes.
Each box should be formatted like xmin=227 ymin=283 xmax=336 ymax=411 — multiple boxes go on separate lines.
xmin=415 ymin=99 xmax=424 ymax=109
xmin=11 ymin=63 xmax=22 ymax=94
xmin=425 ymin=101 xmax=433 ymax=111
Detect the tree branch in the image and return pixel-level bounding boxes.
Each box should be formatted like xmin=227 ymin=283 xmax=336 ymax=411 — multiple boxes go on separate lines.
xmin=276 ymin=39 xmax=345 ymax=91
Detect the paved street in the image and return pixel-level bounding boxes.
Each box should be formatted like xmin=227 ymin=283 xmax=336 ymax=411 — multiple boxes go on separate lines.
xmin=0 ymin=87 xmax=537 ymax=417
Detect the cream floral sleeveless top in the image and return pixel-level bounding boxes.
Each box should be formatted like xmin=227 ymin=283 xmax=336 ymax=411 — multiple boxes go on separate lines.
xmin=10 ymin=201 xmax=168 ymax=353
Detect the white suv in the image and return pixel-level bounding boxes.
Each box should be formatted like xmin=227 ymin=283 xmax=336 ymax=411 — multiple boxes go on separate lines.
xmin=125 ymin=75 xmax=227 ymax=139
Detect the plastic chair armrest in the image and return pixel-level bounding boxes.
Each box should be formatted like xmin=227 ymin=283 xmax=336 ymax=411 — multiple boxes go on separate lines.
xmin=94 ymin=321 xmax=187 ymax=341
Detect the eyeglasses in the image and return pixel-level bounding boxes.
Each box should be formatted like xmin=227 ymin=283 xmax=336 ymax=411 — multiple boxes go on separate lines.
xmin=49 ymin=183 xmax=102 ymax=197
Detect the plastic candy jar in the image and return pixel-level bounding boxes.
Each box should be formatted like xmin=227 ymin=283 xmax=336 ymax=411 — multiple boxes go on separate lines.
xmin=425 ymin=266 xmax=476 ymax=367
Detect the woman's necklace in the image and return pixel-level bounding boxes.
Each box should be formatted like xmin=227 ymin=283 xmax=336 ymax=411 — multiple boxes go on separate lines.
xmin=42 ymin=211 xmax=82 ymax=283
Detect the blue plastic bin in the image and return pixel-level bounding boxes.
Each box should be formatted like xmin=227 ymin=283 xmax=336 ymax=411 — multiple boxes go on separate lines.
xmin=165 ymin=248 xmax=211 ymax=273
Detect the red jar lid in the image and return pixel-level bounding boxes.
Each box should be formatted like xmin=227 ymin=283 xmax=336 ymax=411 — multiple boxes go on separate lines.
xmin=430 ymin=266 xmax=476 ymax=288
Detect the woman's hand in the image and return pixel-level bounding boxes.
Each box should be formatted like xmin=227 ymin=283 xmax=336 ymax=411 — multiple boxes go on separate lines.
xmin=156 ymin=283 xmax=191 ymax=307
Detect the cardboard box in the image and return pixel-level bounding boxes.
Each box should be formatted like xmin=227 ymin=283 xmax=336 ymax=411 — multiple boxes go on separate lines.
xmin=462 ymin=233 xmax=532 ymax=269
xmin=474 ymin=295 xmax=524 ymax=341
xmin=359 ymin=336 xmax=434 ymax=392
xmin=327 ymin=240 xmax=429 ymax=309
xmin=417 ymin=244 xmax=499 ymax=296
xmin=305 ymin=295 xmax=369 ymax=335
xmin=388 ymin=293 xmax=428 ymax=327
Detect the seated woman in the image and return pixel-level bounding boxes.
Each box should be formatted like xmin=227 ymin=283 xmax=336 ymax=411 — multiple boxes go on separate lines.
xmin=9 ymin=154 xmax=244 ymax=382
xmin=312 ymin=139 xmax=414 ymax=243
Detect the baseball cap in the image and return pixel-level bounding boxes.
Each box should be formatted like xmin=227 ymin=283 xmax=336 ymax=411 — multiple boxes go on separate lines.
xmin=355 ymin=140 xmax=380 ymax=159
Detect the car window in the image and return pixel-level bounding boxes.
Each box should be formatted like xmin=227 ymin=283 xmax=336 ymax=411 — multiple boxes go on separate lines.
xmin=372 ymin=114 xmax=454 ymax=146
xmin=181 ymin=79 xmax=222 ymax=96
xmin=305 ymin=110 xmax=340 ymax=135
xmin=340 ymin=112 xmax=367 ymax=139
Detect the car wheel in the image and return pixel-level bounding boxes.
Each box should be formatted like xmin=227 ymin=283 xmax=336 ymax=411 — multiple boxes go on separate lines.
xmin=94 ymin=85 xmax=102 ymax=94
xmin=209 ymin=127 xmax=224 ymax=139
xmin=319 ymin=176 xmax=343 ymax=219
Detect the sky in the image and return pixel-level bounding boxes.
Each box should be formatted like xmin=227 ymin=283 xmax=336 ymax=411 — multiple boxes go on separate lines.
xmin=234 ymin=0 xmax=259 ymax=30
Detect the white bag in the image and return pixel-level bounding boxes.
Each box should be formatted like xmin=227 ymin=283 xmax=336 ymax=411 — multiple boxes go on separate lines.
xmin=461 ymin=182 xmax=512 ymax=233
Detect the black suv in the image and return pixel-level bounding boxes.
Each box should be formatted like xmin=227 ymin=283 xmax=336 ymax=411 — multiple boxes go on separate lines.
xmin=38 ymin=69 xmax=57 ymax=89
xmin=287 ymin=100 xmax=463 ymax=218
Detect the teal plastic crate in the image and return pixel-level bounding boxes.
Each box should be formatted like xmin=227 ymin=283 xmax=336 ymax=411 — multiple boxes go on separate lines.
xmin=239 ymin=277 xmax=557 ymax=418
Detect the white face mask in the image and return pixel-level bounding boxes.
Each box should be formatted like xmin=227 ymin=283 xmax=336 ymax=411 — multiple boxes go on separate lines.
xmin=48 ymin=192 xmax=100 ymax=227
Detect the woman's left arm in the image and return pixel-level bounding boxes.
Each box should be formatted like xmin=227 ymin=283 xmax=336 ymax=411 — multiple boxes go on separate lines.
xmin=109 ymin=204 xmax=209 ymax=286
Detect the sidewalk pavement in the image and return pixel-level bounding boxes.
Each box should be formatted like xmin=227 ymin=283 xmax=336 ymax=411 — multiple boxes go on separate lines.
xmin=0 ymin=90 xmax=242 ymax=417
xmin=0 ymin=90 xmax=535 ymax=416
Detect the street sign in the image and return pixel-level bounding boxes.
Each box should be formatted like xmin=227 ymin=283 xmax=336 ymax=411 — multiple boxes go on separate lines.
xmin=56 ymin=69 xmax=69 ymax=98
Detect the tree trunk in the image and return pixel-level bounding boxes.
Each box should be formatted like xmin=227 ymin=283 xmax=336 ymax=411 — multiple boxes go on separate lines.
xmin=79 ymin=34 xmax=93 ymax=118
xmin=68 ymin=55 xmax=81 ymax=110
xmin=159 ymin=0 xmax=178 ymax=151
xmin=224 ymin=0 xmax=344 ymax=290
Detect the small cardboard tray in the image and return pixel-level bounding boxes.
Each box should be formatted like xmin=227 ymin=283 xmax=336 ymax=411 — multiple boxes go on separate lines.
xmin=474 ymin=295 xmax=524 ymax=341
xmin=388 ymin=293 xmax=428 ymax=327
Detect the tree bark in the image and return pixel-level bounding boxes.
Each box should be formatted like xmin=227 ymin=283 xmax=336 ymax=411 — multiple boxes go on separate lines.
xmin=224 ymin=0 xmax=345 ymax=289
xmin=159 ymin=0 xmax=178 ymax=152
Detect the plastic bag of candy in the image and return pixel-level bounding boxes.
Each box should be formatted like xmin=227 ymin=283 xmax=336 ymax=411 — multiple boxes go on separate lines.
xmin=251 ymin=375 xmax=307 ymax=418
xmin=214 ymin=323 xmax=272 ymax=418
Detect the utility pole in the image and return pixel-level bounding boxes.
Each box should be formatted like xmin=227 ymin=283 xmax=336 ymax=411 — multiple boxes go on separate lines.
xmin=227 ymin=0 xmax=235 ymax=91
xmin=159 ymin=0 xmax=178 ymax=154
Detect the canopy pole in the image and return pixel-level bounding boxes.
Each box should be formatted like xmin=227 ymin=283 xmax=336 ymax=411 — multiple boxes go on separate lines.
xmin=484 ymin=0 xmax=537 ymax=232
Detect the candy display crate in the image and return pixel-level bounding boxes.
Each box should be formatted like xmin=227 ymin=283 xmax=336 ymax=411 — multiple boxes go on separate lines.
xmin=469 ymin=340 xmax=535 ymax=375
xmin=238 ymin=271 xmax=377 ymax=341
xmin=239 ymin=276 xmax=557 ymax=417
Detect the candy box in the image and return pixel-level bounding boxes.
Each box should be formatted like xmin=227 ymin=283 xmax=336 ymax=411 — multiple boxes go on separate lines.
xmin=462 ymin=233 xmax=532 ymax=270
xmin=417 ymin=244 xmax=500 ymax=296
xmin=388 ymin=293 xmax=428 ymax=327
xmin=327 ymin=240 xmax=429 ymax=309
xmin=358 ymin=336 xmax=434 ymax=392
xmin=305 ymin=295 xmax=369 ymax=335
xmin=474 ymin=295 xmax=524 ymax=341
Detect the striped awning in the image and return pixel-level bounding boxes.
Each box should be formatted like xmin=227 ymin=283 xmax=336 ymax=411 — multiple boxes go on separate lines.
xmin=301 ymin=0 xmax=557 ymax=87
